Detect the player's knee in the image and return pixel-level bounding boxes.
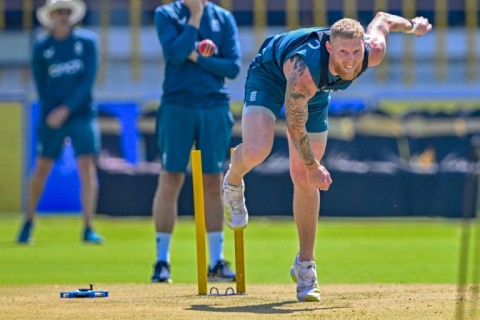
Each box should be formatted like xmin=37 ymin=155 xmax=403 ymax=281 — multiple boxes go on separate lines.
xmin=290 ymin=169 xmax=319 ymax=193
xmin=242 ymin=141 xmax=272 ymax=166
xmin=290 ymin=169 xmax=309 ymax=188
xmin=203 ymin=175 xmax=222 ymax=196
xmin=33 ymin=162 xmax=52 ymax=180
xmin=158 ymin=172 xmax=185 ymax=193
xmin=79 ymin=173 xmax=98 ymax=189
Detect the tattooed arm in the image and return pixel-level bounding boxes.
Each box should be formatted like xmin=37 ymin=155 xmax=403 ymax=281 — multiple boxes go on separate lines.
xmin=366 ymin=12 xmax=432 ymax=67
xmin=283 ymin=55 xmax=332 ymax=190
xmin=283 ymin=55 xmax=317 ymax=167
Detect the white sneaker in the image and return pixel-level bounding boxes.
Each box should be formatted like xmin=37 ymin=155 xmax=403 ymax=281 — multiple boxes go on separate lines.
xmin=290 ymin=256 xmax=321 ymax=302
xmin=223 ymin=171 xmax=248 ymax=230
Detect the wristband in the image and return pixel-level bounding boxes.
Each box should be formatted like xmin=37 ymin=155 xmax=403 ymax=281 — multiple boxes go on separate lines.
xmin=404 ymin=20 xmax=417 ymax=34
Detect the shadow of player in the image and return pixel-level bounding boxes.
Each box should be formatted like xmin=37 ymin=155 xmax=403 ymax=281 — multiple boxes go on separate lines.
xmin=188 ymin=300 xmax=348 ymax=315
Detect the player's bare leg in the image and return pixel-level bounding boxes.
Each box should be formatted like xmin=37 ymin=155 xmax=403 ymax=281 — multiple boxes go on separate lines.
xmin=151 ymin=171 xmax=184 ymax=283
xmin=17 ymin=157 xmax=54 ymax=243
xmin=203 ymin=173 xmax=224 ymax=232
xmin=227 ymin=112 xmax=275 ymax=186
xmin=77 ymin=155 xmax=98 ymax=227
xmin=27 ymin=157 xmax=54 ymax=221
xmin=204 ymin=173 xmax=236 ymax=281
xmin=153 ymin=171 xmax=184 ymax=233
xmin=289 ymin=138 xmax=327 ymax=261
xmin=224 ymin=112 xmax=275 ymax=229
xmin=288 ymin=136 xmax=327 ymax=302
xmin=77 ymin=154 xmax=103 ymax=243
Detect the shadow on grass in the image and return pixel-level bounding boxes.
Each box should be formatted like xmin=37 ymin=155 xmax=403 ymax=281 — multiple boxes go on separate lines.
xmin=189 ymin=300 xmax=348 ymax=314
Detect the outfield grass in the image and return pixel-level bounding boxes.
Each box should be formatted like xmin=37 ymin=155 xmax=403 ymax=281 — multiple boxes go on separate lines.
xmin=0 ymin=213 xmax=474 ymax=285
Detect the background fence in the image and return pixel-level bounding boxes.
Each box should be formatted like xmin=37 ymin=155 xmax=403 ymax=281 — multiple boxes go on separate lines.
xmin=0 ymin=0 xmax=478 ymax=89
xmin=0 ymin=0 xmax=479 ymax=216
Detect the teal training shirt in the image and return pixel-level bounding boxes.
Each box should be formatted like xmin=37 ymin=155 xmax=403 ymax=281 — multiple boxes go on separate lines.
xmin=248 ymin=27 xmax=369 ymax=107
xmin=31 ymin=28 xmax=98 ymax=120
xmin=154 ymin=1 xmax=241 ymax=108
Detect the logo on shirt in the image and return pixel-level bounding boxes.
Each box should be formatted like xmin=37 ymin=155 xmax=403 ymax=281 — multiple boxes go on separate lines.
xmin=211 ymin=19 xmax=220 ymax=32
xmin=48 ymin=59 xmax=84 ymax=78
xmin=43 ymin=47 xmax=55 ymax=59
xmin=74 ymin=41 xmax=83 ymax=56
xmin=178 ymin=16 xmax=187 ymax=25
xmin=250 ymin=91 xmax=257 ymax=102
xmin=308 ymin=39 xmax=320 ymax=50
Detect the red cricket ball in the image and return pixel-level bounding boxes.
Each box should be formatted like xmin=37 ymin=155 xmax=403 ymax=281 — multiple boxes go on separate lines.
xmin=198 ymin=39 xmax=216 ymax=57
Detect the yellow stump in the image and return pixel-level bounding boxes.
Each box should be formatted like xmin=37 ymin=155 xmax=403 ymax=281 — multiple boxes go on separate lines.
xmin=230 ymin=147 xmax=246 ymax=294
xmin=234 ymin=229 xmax=246 ymax=293
xmin=191 ymin=150 xmax=208 ymax=295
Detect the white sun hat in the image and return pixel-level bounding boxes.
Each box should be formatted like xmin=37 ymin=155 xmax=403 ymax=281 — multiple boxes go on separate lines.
xmin=37 ymin=0 xmax=86 ymax=29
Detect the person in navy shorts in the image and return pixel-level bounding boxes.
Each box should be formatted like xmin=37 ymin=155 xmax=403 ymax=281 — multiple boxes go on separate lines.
xmin=223 ymin=12 xmax=432 ymax=301
xmin=17 ymin=0 xmax=103 ymax=244
xmin=151 ymin=0 xmax=241 ymax=283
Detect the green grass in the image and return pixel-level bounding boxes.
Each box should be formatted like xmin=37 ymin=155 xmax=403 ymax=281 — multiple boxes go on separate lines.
xmin=0 ymin=213 xmax=476 ymax=285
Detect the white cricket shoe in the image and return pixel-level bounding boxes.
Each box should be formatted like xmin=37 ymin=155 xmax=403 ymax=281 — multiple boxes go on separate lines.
xmin=290 ymin=256 xmax=321 ymax=302
xmin=223 ymin=171 xmax=248 ymax=230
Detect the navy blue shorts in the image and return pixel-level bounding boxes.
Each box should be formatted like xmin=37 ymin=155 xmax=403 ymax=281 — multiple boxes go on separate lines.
xmin=37 ymin=117 xmax=100 ymax=159
xmin=243 ymin=68 xmax=330 ymax=136
xmin=156 ymin=103 xmax=234 ymax=174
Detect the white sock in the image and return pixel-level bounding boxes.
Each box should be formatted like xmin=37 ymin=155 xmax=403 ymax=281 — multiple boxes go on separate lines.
xmin=208 ymin=231 xmax=224 ymax=267
xmin=155 ymin=232 xmax=171 ymax=263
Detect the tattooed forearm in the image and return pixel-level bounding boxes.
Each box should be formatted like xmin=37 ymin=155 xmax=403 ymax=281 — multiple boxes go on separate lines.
xmin=296 ymin=134 xmax=317 ymax=167
xmin=290 ymin=55 xmax=308 ymax=77
xmin=285 ymin=55 xmax=317 ymax=167
xmin=285 ymin=100 xmax=316 ymax=166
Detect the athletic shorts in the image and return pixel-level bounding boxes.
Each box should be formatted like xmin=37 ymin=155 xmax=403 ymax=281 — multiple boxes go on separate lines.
xmin=37 ymin=117 xmax=100 ymax=159
xmin=156 ymin=103 xmax=234 ymax=174
xmin=243 ymin=69 xmax=330 ymax=140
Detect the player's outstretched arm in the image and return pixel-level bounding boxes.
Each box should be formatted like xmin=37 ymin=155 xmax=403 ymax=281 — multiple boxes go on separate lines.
xmin=366 ymin=12 xmax=432 ymax=67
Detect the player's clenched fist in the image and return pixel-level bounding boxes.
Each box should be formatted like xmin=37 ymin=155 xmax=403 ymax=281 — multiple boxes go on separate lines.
xmin=307 ymin=164 xmax=332 ymax=191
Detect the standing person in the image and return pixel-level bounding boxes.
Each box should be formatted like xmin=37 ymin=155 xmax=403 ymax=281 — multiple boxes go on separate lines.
xmin=17 ymin=0 xmax=103 ymax=244
xmin=223 ymin=13 xmax=432 ymax=301
xmin=151 ymin=0 xmax=241 ymax=283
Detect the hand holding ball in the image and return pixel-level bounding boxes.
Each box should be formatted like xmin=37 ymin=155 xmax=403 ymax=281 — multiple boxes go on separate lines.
xmin=198 ymin=39 xmax=216 ymax=57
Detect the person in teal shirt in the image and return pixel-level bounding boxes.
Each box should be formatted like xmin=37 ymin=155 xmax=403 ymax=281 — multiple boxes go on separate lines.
xmin=223 ymin=13 xmax=432 ymax=301
xmin=151 ymin=0 xmax=241 ymax=283
xmin=17 ymin=0 xmax=103 ymax=244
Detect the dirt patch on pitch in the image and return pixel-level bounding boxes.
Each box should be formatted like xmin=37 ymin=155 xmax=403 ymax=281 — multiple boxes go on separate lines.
xmin=0 ymin=284 xmax=477 ymax=319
